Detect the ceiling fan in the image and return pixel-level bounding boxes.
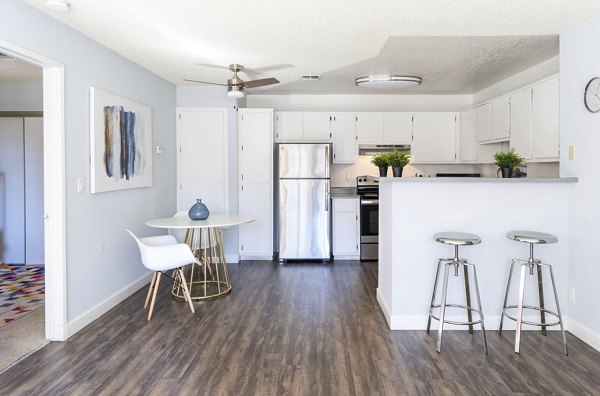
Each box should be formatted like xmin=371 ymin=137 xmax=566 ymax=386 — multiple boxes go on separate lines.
xmin=184 ymin=64 xmax=280 ymax=98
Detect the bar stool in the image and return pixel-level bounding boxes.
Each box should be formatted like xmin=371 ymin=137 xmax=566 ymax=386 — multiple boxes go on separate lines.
xmin=499 ymin=231 xmax=568 ymax=355
xmin=426 ymin=232 xmax=487 ymax=354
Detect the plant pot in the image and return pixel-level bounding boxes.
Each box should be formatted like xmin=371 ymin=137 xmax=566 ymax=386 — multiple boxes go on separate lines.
xmin=392 ymin=166 xmax=403 ymax=177
xmin=378 ymin=166 xmax=388 ymax=177
xmin=498 ymin=167 xmax=513 ymax=178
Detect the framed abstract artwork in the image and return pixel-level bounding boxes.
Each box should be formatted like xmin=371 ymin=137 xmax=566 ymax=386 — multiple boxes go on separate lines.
xmin=90 ymin=87 xmax=153 ymax=193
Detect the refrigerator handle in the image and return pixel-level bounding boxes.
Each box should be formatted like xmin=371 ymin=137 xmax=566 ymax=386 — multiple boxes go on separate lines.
xmin=325 ymin=180 xmax=330 ymax=211
xmin=325 ymin=144 xmax=330 ymax=177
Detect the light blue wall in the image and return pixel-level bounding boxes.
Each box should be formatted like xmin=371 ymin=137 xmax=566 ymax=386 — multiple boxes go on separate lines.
xmin=0 ymin=0 xmax=177 ymax=324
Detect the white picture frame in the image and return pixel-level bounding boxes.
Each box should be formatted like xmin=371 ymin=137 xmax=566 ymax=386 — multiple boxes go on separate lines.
xmin=90 ymin=87 xmax=153 ymax=193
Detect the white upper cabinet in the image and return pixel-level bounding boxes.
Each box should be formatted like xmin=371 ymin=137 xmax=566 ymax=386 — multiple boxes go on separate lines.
xmin=476 ymin=103 xmax=492 ymax=142
xmin=239 ymin=111 xmax=273 ymax=183
xmin=531 ymin=76 xmax=559 ymax=159
xmin=459 ymin=108 xmax=477 ymax=162
xmin=331 ymin=113 xmax=357 ymax=164
xmin=276 ymin=112 xmax=331 ymax=142
xmin=383 ymin=112 xmax=412 ymax=143
xmin=411 ymin=113 xmax=457 ymax=163
xmin=356 ymin=112 xmax=384 ymax=143
xmin=509 ymin=87 xmax=532 ymax=160
xmin=491 ymin=96 xmax=510 ymax=141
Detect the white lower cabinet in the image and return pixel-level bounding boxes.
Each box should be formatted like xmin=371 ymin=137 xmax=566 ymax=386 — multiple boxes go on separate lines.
xmin=239 ymin=182 xmax=273 ymax=258
xmin=332 ymin=197 xmax=360 ymax=260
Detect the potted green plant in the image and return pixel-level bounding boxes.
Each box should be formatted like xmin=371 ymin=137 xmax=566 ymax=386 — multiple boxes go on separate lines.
xmin=386 ymin=150 xmax=410 ymax=177
xmin=493 ymin=148 xmax=525 ymax=178
xmin=371 ymin=153 xmax=389 ymax=177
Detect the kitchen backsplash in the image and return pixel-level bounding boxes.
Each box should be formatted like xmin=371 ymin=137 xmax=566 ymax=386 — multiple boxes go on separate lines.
xmin=331 ymin=156 xmax=559 ymax=187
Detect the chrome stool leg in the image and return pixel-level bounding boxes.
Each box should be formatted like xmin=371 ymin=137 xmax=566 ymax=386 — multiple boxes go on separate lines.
xmin=436 ymin=262 xmax=451 ymax=353
xmin=470 ymin=263 xmax=488 ymax=354
xmin=499 ymin=259 xmax=518 ymax=334
xmin=536 ymin=262 xmax=547 ymax=336
xmin=547 ymin=264 xmax=569 ymax=355
xmin=463 ymin=263 xmax=474 ymax=334
xmin=515 ymin=262 xmax=528 ymax=354
xmin=427 ymin=258 xmax=444 ymax=333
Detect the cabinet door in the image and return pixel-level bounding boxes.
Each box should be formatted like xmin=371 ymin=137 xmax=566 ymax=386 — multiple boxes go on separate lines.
xmin=509 ymin=88 xmax=532 ymax=160
xmin=532 ymin=77 xmax=560 ymax=159
xmin=331 ymin=113 xmax=357 ymax=164
xmin=276 ymin=112 xmax=303 ymax=141
xmin=303 ymin=113 xmax=331 ymax=141
xmin=476 ymin=103 xmax=492 ymax=142
xmin=459 ymin=108 xmax=477 ymax=162
xmin=491 ymin=96 xmax=510 ymax=140
xmin=239 ymin=111 xmax=273 ymax=183
xmin=239 ymin=182 xmax=272 ymax=257
xmin=356 ymin=112 xmax=384 ymax=143
xmin=383 ymin=113 xmax=412 ymax=143
xmin=332 ymin=198 xmax=359 ymax=256
xmin=177 ymin=109 xmax=228 ymax=214
xmin=411 ymin=113 xmax=457 ymax=163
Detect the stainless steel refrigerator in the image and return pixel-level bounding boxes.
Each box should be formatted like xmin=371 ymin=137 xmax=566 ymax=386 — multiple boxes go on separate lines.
xmin=278 ymin=143 xmax=331 ymax=260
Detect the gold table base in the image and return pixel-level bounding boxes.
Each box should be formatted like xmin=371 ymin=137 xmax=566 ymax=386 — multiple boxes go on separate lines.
xmin=171 ymin=227 xmax=231 ymax=301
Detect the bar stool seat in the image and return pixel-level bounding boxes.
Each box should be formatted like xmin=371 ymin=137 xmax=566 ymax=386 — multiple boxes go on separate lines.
xmin=427 ymin=231 xmax=487 ymax=354
xmin=499 ymin=230 xmax=568 ymax=355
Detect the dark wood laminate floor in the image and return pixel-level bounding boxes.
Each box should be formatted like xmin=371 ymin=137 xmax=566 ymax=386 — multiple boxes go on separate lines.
xmin=1 ymin=261 xmax=599 ymax=395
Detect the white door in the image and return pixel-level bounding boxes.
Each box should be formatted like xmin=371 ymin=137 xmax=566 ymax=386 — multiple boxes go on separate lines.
xmin=532 ymin=77 xmax=560 ymax=159
xmin=411 ymin=113 xmax=457 ymax=163
xmin=510 ymin=88 xmax=532 ymax=160
xmin=177 ymin=109 xmax=228 ymax=214
xmin=331 ymin=113 xmax=356 ymax=164
xmin=356 ymin=112 xmax=384 ymax=143
xmin=239 ymin=111 xmax=272 ymax=183
xmin=491 ymin=96 xmax=510 ymax=140
xmin=303 ymin=113 xmax=331 ymax=142
xmin=239 ymin=182 xmax=272 ymax=257
xmin=476 ymin=103 xmax=492 ymax=142
xmin=459 ymin=109 xmax=477 ymax=162
xmin=383 ymin=113 xmax=412 ymax=143
xmin=276 ymin=112 xmax=303 ymax=141
xmin=24 ymin=117 xmax=44 ymax=264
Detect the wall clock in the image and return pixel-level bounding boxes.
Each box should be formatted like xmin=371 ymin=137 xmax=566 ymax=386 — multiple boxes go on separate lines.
xmin=584 ymin=77 xmax=600 ymax=113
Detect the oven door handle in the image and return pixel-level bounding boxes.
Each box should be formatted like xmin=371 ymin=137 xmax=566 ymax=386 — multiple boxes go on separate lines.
xmin=361 ymin=199 xmax=379 ymax=205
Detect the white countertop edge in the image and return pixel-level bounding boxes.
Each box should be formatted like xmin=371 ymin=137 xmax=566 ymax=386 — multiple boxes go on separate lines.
xmin=378 ymin=177 xmax=578 ymax=183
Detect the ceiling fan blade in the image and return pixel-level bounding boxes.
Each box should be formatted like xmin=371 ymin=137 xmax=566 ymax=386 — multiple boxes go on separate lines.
xmin=243 ymin=77 xmax=280 ymax=89
xmin=183 ymin=78 xmax=227 ymax=87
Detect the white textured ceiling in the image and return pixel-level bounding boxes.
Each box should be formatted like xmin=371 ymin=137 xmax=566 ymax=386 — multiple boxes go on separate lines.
xmin=0 ymin=54 xmax=42 ymax=81
xmin=23 ymin=0 xmax=600 ymax=94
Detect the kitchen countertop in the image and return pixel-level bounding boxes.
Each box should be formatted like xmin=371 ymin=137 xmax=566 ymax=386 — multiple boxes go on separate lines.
xmin=331 ymin=187 xmax=359 ymax=198
xmin=379 ymin=177 xmax=578 ymax=183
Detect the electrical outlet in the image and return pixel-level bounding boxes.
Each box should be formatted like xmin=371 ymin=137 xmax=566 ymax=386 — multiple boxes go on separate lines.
xmin=569 ymin=287 xmax=576 ymax=303
xmin=346 ymin=172 xmax=351 ymax=181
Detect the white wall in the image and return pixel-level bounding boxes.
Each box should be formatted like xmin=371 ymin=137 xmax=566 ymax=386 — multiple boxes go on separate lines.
xmin=0 ymin=1 xmax=176 ymax=329
xmin=0 ymin=81 xmax=43 ymax=111
xmin=176 ymin=85 xmax=241 ymax=258
xmin=560 ymin=13 xmax=600 ymax=351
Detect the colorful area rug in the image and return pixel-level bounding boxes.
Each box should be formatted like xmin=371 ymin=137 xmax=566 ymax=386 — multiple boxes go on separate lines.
xmin=0 ymin=266 xmax=44 ymax=329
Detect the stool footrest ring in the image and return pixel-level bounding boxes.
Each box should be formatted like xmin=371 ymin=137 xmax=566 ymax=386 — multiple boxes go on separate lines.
xmin=502 ymin=305 xmax=561 ymax=327
xmin=429 ymin=304 xmax=484 ymax=326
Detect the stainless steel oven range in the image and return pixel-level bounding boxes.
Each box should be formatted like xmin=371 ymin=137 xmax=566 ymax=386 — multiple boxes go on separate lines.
xmin=356 ymin=175 xmax=379 ymax=261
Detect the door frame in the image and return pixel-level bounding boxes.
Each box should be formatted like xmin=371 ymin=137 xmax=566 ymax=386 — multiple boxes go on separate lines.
xmin=0 ymin=39 xmax=67 ymax=340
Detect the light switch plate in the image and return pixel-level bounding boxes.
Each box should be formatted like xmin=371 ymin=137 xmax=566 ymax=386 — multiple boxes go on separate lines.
xmin=77 ymin=178 xmax=85 ymax=194
xmin=568 ymin=145 xmax=575 ymax=160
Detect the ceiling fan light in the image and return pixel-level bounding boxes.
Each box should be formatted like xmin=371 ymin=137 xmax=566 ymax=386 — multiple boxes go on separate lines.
xmin=355 ymin=75 xmax=421 ymax=89
xmin=227 ymin=85 xmax=245 ymax=98
xmin=44 ymin=0 xmax=71 ymax=12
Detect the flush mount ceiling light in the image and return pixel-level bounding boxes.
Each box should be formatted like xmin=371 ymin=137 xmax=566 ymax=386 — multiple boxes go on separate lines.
xmin=44 ymin=0 xmax=71 ymax=12
xmin=355 ymin=75 xmax=421 ymax=89
xmin=227 ymin=84 xmax=245 ymax=98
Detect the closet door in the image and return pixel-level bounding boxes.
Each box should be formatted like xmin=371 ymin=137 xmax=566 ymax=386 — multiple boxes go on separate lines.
xmin=0 ymin=118 xmax=25 ymax=264
xmin=24 ymin=117 xmax=44 ymax=265
xmin=176 ymin=109 xmax=228 ymax=214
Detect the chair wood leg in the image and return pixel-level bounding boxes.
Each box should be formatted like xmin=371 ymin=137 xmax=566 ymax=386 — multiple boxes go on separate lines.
xmin=144 ymin=272 xmax=157 ymax=309
xmin=179 ymin=268 xmax=195 ymax=314
xmin=148 ymin=272 xmax=162 ymax=321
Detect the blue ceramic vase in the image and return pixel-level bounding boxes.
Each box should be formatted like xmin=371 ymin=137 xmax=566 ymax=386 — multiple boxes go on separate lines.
xmin=188 ymin=199 xmax=210 ymax=220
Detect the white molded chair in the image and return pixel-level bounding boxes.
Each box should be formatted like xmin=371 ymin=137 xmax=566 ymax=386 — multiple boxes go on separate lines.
xmin=127 ymin=229 xmax=196 ymax=321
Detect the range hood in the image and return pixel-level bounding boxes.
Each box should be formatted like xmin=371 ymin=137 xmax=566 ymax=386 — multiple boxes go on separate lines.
xmin=358 ymin=144 xmax=411 ymax=156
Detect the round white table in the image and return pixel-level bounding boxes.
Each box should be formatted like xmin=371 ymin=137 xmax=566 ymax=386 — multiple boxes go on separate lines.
xmin=146 ymin=215 xmax=254 ymax=301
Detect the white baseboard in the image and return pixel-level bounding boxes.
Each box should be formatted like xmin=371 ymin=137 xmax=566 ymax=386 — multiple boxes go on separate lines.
xmin=239 ymin=254 xmax=274 ymax=261
xmin=226 ymin=254 xmax=240 ymax=263
xmin=567 ymin=318 xmax=600 ymax=352
xmin=332 ymin=255 xmax=360 ymax=261
xmin=66 ymin=272 xmax=153 ymax=338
